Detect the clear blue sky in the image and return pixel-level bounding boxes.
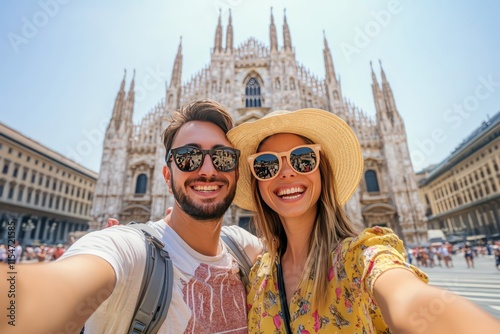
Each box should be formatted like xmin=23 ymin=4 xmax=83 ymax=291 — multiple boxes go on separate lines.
xmin=1 ymin=0 xmax=498 ymax=173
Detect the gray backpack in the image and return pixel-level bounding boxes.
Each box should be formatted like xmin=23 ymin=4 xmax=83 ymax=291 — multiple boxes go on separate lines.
xmin=127 ymin=222 xmax=252 ymax=334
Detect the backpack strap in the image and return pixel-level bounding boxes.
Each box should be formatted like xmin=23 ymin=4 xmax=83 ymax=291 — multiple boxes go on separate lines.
xmin=127 ymin=222 xmax=173 ymax=334
xmin=220 ymin=226 xmax=252 ymax=287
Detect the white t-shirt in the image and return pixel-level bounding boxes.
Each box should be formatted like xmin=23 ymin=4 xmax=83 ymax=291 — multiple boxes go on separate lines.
xmin=61 ymin=219 xmax=262 ymax=333
xmin=0 ymin=246 xmax=6 ymax=261
xmin=14 ymin=245 xmax=22 ymax=263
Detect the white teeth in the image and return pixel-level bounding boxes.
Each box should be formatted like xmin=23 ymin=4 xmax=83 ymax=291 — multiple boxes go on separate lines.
xmin=193 ymin=185 xmax=220 ymax=192
xmin=280 ymin=194 xmax=302 ymax=200
xmin=277 ymin=187 xmax=304 ymax=197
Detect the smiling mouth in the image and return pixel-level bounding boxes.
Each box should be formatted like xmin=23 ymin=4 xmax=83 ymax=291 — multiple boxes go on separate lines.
xmin=275 ymin=186 xmax=305 ymax=200
xmin=192 ymin=185 xmax=221 ymax=192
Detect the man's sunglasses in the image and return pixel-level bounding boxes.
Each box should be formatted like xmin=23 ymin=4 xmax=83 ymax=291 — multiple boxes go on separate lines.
xmin=166 ymin=145 xmax=240 ymax=172
xmin=248 ymin=144 xmax=321 ymax=181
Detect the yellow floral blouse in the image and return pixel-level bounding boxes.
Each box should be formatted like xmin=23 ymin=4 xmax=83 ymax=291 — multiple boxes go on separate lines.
xmin=246 ymin=227 xmax=428 ymax=334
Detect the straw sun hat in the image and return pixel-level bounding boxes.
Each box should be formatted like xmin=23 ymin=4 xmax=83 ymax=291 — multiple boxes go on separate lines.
xmin=227 ymin=108 xmax=364 ymax=211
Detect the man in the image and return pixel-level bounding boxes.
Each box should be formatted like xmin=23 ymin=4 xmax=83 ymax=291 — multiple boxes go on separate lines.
xmin=52 ymin=243 xmax=66 ymax=261
xmin=13 ymin=240 xmax=22 ymax=263
xmin=0 ymin=100 xmax=262 ymax=333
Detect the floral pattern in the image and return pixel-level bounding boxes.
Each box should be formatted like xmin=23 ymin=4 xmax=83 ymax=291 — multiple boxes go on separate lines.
xmin=246 ymin=227 xmax=428 ymax=333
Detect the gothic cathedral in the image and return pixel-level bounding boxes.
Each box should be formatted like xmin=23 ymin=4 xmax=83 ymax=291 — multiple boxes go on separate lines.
xmin=90 ymin=10 xmax=428 ymax=245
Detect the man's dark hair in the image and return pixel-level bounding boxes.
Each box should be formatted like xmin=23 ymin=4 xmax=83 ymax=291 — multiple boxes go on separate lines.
xmin=162 ymin=99 xmax=234 ymax=154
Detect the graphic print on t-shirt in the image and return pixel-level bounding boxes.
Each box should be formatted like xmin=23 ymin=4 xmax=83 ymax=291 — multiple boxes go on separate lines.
xmin=182 ymin=263 xmax=247 ymax=333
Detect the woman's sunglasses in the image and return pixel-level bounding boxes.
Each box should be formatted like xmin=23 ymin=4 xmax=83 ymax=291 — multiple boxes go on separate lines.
xmin=247 ymin=144 xmax=321 ymax=181
xmin=166 ymin=145 xmax=240 ymax=172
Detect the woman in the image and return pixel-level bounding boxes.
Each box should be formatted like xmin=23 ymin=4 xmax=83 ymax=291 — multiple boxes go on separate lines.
xmin=464 ymin=244 xmax=475 ymax=268
xmin=227 ymin=108 xmax=499 ymax=333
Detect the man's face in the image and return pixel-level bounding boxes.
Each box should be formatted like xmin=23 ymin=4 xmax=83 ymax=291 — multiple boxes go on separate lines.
xmin=163 ymin=121 xmax=238 ymax=220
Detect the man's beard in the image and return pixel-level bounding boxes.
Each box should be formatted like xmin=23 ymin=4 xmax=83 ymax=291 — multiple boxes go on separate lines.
xmin=171 ymin=175 xmax=236 ymax=220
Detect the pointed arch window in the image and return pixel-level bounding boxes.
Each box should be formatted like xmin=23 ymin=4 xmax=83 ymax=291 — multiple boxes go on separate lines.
xmin=135 ymin=174 xmax=148 ymax=194
xmin=245 ymin=78 xmax=262 ymax=108
xmin=365 ymin=170 xmax=380 ymax=193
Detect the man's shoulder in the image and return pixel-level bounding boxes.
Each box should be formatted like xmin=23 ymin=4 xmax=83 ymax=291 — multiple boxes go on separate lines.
xmin=221 ymin=225 xmax=256 ymax=242
xmin=65 ymin=224 xmax=148 ymax=256
xmin=221 ymin=225 xmax=263 ymax=264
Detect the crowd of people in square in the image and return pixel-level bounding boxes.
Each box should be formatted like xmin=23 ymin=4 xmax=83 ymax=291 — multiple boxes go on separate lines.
xmin=408 ymin=240 xmax=500 ymax=270
xmin=0 ymin=242 xmax=66 ymax=263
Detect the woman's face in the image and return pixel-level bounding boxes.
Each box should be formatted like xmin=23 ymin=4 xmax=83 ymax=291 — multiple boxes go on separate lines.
xmin=256 ymin=133 xmax=321 ymax=221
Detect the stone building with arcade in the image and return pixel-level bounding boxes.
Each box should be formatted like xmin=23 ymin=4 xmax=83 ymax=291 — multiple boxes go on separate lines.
xmin=0 ymin=122 xmax=96 ymax=246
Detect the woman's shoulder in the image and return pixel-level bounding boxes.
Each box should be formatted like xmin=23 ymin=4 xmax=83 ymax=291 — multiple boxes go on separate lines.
xmin=249 ymin=252 xmax=275 ymax=276
xmin=333 ymin=226 xmax=428 ymax=292
xmin=340 ymin=226 xmax=404 ymax=253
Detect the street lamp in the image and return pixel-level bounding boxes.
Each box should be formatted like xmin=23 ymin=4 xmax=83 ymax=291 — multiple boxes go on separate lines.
xmin=1 ymin=221 xmax=8 ymax=243
xmin=22 ymin=219 xmax=35 ymax=245
xmin=50 ymin=223 xmax=58 ymax=244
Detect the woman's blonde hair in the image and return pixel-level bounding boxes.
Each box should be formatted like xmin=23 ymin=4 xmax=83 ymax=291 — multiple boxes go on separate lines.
xmin=251 ymin=136 xmax=359 ymax=309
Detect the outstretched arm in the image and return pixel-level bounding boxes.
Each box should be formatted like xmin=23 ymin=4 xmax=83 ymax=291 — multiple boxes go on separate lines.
xmin=0 ymin=255 xmax=115 ymax=334
xmin=374 ymin=268 xmax=500 ymax=334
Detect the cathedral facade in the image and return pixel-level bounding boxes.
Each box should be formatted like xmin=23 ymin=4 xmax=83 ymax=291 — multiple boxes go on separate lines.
xmin=90 ymin=10 xmax=428 ymax=245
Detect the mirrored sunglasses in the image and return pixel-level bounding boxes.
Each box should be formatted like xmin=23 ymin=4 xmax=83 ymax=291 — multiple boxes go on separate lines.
xmin=166 ymin=145 xmax=240 ymax=172
xmin=248 ymin=144 xmax=321 ymax=181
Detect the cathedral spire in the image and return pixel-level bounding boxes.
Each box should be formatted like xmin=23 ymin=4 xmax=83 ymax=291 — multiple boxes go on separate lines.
xmin=126 ymin=69 xmax=135 ymax=105
xmin=370 ymin=61 xmax=380 ymax=93
xmin=379 ymin=59 xmax=394 ymax=103
xmin=373 ymin=60 xmax=402 ymax=129
xmin=111 ymin=69 xmax=127 ymax=128
xmin=379 ymin=59 xmax=388 ymax=84
xmin=283 ymin=8 xmax=292 ymax=51
xmin=119 ymin=68 xmax=126 ymax=92
xmin=269 ymin=7 xmax=278 ymax=52
xmin=129 ymin=69 xmax=135 ymax=92
xmin=123 ymin=69 xmax=135 ymax=126
xmin=379 ymin=60 xmax=398 ymax=121
xmin=323 ymin=30 xmax=337 ymax=83
xmin=170 ymin=37 xmax=183 ymax=89
xmin=371 ymin=60 xmax=385 ymax=126
xmin=225 ymin=9 xmax=233 ymax=53
xmin=214 ymin=9 xmax=223 ymax=53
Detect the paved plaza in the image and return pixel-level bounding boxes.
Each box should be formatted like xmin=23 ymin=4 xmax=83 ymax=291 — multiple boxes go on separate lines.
xmin=418 ymin=253 xmax=500 ymax=319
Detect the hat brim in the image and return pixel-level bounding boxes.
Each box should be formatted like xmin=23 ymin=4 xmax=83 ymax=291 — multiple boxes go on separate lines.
xmin=227 ymin=108 xmax=364 ymax=211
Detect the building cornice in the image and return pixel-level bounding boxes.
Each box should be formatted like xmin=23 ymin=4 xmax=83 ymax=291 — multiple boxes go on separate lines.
xmin=0 ymin=122 xmax=98 ymax=180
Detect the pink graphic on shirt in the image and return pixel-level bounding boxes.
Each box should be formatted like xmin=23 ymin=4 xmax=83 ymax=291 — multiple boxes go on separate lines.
xmin=312 ymin=309 xmax=320 ymax=332
xmin=182 ymin=263 xmax=247 ymax=333
xmin=273 ymin=313 xmax=282 ymax=329
xmin=328 ymin=266 xmax=334 ymax=282
xmin=335 ymin=287 xmax=342 ymax=301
